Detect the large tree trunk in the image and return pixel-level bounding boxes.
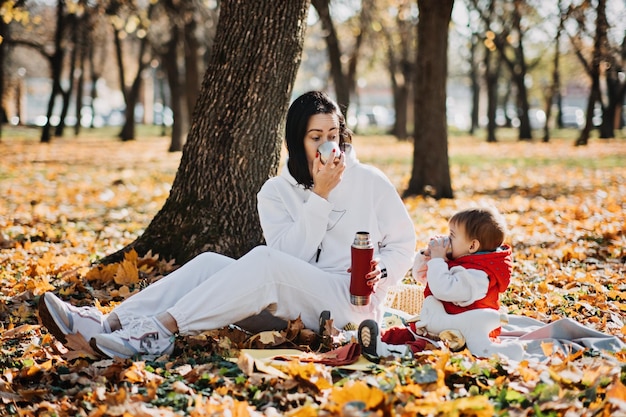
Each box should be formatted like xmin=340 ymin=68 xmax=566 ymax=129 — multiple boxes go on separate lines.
xmin=103 ymin=0 xmax=310 ymax=265
xmin=404 ymin=0 xmax=454 ymax=199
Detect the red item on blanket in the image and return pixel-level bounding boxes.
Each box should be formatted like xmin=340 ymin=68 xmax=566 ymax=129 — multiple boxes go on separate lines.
xmin=381 ymin=326 xmax=429 ymax=354
xmin=298 ymin=342 xmax=362 ymax=366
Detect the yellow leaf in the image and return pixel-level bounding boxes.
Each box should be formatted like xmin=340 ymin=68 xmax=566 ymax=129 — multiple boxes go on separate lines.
xmin=437 ymin=396 xmax=495 ymax=416
xmin=122 ymin=363 xmax=146 ymax=383
xmin=286 ymin=361 xmax=332 ymax=390
xmin=328 ymin=380 xmax=384 ymax=412
xmin=287 ymin=404 xmax=318 ymax=417
xmin=541 ymin=341 xmax=554 ymax=357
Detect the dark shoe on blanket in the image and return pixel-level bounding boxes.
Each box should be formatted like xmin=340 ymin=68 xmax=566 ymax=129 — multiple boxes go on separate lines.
xmin=318 ymin=310 xmax=332 ymax=351
xmin=358 ymin=319 xmax=380 ymax=363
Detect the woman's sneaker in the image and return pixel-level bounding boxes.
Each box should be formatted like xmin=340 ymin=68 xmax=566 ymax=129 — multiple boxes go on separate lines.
xmin=38 ymin=292 xmax=108 ymax=345
xmin=358 ymin=319 xmax=380 ymax=363
xmin=91 ymin=317 xmax=175 ymax=359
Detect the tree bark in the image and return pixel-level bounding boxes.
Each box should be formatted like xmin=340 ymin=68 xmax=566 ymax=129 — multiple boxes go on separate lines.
xmin=404 ymin=0 xmax=454 ymax=199
xmin=103 ymin=0 xmax=310 ymax=265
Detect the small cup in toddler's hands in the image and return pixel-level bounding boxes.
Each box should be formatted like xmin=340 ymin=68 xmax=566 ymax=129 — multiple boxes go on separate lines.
xmin=428 ymin=236 xmax=450 ymax=258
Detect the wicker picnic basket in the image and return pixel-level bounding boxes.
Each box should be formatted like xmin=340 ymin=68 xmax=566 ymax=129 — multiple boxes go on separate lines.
xmin=384 ymin=281 xmax=425 ymax=316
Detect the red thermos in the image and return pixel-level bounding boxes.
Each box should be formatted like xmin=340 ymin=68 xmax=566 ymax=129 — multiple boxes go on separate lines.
xmin=350 ymin=231 xmax=374 ymax=305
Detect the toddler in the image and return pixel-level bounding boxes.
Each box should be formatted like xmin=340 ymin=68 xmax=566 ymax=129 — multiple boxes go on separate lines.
xmin=359 ymin=206 xmax=524 ymax=361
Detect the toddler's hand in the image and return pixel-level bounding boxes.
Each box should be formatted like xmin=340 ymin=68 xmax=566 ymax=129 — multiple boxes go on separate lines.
xmin=412 ymin=250 xmax=429 ymax=284
xmin=428 ymin=236 xmax=449 ymax=259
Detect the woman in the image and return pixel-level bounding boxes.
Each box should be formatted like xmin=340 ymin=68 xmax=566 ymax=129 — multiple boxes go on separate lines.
xmin=39 ymin=91 xmax=416 ymax=359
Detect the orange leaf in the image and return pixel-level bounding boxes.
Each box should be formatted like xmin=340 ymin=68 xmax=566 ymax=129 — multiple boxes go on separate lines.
xmin=606 ymin=379 xmax=626 ymax=402
xmin=114 ymin=260 xmax=139 ymax=286
xmin=62 ymin=332 xmax=101 ymax=360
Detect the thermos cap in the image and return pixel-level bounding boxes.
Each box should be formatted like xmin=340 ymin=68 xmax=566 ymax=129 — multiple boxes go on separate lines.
xmin=353 ymin=231 xmax=372 ymax=248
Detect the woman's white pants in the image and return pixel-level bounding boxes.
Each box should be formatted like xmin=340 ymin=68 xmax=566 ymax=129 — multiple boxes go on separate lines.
xmin=112 ymin=246 xmax=380 ymax=335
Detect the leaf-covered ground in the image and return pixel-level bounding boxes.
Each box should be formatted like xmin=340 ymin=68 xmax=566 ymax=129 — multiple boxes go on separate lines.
xmin=1 ymin=131 xmax=625 ymax=416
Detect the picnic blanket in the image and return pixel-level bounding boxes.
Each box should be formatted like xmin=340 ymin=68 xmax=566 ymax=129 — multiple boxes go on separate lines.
xmin=500 ymin=315 xmax=625 ymax=360
xmin=383 ymin=283 xmax=625 ymax=361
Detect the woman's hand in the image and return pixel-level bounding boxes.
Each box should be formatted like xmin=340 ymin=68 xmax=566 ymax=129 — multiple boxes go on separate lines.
xmin=311 ymin=150 xmax=345 ymax=200
xmin=365 ymin=258 xmax=383 ymax=291
xmin=348 ymin=258 xmax=383 ymax=292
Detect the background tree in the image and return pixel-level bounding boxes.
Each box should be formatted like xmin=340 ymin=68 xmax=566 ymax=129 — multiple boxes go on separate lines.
xmin=40 ymin=0 xmax=69 ymax=143
xmin=471 ymin=0 xmax=539 ymax=141
xmin=464 ymin=6 xmax=482 ymax=136
xmin=465 ymin=0 xmax=503 ymax=142
xmin=150 ymin=1 xmax=187 ymax=152
xmin=405 ymin=0 xmax=454 ymax=199
xmin=85 ymin=13 xmax=111 ymax=129
xmin=0 ymin=0 xmax=30 ymax=140
xmin=541 ymin=0 xmax=566 ymax=143
xmin=104 ymin=0 xmax=310 ymax=264
xmin=181 ymin=1 xmax=218 ymax=130
xmin=568 ymin=0 xmax=606 ymax=145
xmin=108 ymin=1 xmax=154 ymax=142
xmin=311 ymin=0 xmax=373 ymax=116
xmin=378 ymin=0 xmax=416 ymax=140
xmin=148 ymin=0 xmax=217 ymax=152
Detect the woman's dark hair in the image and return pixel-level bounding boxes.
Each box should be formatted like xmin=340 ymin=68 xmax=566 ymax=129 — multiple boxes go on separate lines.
xmin=285 ymin=91 xmax=352 ymax=188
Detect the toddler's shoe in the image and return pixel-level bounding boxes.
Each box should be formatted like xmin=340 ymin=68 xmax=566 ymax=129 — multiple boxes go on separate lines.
xmin=38 ymin=292 xmax=108 ymax=345
xmin=91 ymin=316 xmax=175 ymax=359
xmin=438 ymin=329 xmax=466 ymax=351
